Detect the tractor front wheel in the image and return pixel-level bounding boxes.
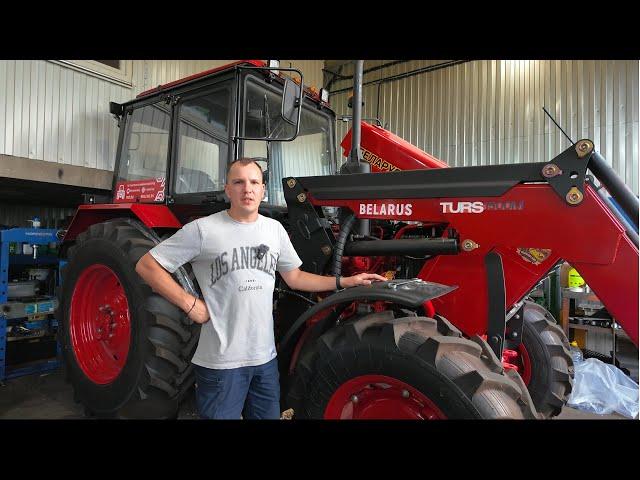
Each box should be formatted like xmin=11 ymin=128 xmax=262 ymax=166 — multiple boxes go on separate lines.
xmin=288 ymin=311 xmax=538 ymax=419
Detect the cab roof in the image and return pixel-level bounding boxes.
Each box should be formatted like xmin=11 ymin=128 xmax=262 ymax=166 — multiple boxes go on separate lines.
xmin=135 ymin=59 xmax=328 ymax=106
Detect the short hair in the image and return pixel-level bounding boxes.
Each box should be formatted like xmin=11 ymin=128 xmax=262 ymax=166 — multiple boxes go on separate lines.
xmin=225 ymin=158 xmax=264 ymax=184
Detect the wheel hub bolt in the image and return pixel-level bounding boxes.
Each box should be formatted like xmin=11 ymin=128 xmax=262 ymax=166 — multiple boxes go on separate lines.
xmin=401 ymin=390 xmax=410 ymax=398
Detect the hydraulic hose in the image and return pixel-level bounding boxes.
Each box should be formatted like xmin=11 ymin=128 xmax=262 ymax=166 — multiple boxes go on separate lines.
xmin=331 ymin=213 xmax=357 ymax=277
xmin=343 ymin=237 xmax=459 ymax=257
xmin=275 ymin=287 xmax=316 ymax=305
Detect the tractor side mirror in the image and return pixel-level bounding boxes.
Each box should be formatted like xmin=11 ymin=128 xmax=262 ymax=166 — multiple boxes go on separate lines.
xmin=110 ymin=102 xmax=123 ymax=116
xmin=282 ymin=78 xmax=301 ymax=126
xmin=235 ymin=66 xmax=304 ymax=143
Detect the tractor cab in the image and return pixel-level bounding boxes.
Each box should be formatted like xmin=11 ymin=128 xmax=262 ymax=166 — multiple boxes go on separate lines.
xmin=111 ymin=61 xmax=337 ymax=219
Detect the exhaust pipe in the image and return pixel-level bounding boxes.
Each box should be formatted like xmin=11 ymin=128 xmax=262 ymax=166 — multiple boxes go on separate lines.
xmin=339 ymin=60 xmax=371 ymax=237
xmin=350 ymin=60 xmax=365 ymax=168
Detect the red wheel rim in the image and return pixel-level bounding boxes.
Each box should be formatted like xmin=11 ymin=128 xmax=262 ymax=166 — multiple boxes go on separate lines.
xmin=515 ymin=344 xmax=533 ymax=385
xmin=70 ymin=264 xmax=131 ymax=384
xmin=324 ymin=374 xmax=447 ymax=419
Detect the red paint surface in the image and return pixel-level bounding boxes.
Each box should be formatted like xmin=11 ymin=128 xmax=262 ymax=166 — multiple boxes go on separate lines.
xmin=310 ymin=185 xmax=638 ymax=346
xmin=70 ymin=264 xmax=131 ymax=384
xmin=63 ymin=204 xmax=181 ymax=242
xmin=324 ymin=374 xmax=446 ymax=419
xmin=341 ymin=122 xmax=449 ymax=171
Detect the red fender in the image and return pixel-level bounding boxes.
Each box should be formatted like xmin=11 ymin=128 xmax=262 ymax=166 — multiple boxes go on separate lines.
xmin=63 ymin=204 xmax=182 ymax=243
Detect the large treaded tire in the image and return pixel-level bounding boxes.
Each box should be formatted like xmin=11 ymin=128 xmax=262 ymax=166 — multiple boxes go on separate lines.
xmin=519 ymin=301 xmax=573 ymax=418
xmin=58 ymin=219 xmax=200 ymax=419
xmin=287 ymin=311 xmax=539 ymax=419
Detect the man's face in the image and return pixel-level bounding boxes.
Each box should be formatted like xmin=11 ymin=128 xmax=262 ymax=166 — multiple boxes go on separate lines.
xmin=224 ymin=162 xmax=265 ymax=215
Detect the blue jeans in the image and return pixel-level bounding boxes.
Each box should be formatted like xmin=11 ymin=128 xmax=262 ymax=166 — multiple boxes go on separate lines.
xmin=193 ymin=357 xmax=280 ymax=419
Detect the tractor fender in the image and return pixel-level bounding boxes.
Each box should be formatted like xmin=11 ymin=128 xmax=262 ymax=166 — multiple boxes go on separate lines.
xmin=63 ymin=204 xmax=181 ymax=243
xmin=279 ymin=279 xmax=457 ymax=351
xmin=63 ymin=211 xmax=197 ymax=297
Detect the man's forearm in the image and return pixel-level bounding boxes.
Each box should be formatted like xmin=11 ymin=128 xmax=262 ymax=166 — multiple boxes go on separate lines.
xmin=281 ymin=270 xmax=337 ymax=292
xmin=135 ymin=253 xmax=194 ymax=312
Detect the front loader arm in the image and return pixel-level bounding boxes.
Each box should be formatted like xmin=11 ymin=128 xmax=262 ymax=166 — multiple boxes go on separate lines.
xmin=287 ymin=141 xmax=638 ymax=347
xmin=418 ymin=184 xmax=638 ymax=346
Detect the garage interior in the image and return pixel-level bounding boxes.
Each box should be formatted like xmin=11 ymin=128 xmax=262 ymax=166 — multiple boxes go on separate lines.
xmin=0 ymin=59 xmax=637 ymax=420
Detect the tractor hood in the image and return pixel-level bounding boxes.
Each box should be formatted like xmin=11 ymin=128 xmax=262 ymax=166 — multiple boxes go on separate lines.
xmin=341 ymin=122 xmax=449 ymax=172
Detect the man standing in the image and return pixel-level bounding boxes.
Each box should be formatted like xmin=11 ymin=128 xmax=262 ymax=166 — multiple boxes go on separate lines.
xmin=136 ymin=158 xmax=385 ymax=419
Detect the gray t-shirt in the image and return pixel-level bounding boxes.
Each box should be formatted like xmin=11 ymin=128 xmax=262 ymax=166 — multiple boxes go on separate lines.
xmin=149 ymin=210 xmax=302 ymax=369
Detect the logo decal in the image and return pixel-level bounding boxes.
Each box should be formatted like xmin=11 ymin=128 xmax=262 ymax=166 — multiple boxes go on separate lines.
xmin=359 ymin=203 xmax=413 ymax=216
xmin=440 ymin=201 xmax=484 ymax=213
xmin=362 ymin=147 xmax=400 ymax=172
xmin=440 ymin=201 xmax=525 ymax=214
xmin=517 ymin=247 xmax=552 ymax=265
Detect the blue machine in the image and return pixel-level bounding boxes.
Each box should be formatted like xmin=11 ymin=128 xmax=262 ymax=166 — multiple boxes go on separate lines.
xmin=0 ymin=227 xmax=62 ymax=383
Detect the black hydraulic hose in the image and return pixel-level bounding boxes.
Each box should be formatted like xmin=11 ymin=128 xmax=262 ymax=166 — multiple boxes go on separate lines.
xmin=332 ymin=213 xmax=357 ymax=276
xmin=344 ymin=238 xmax=459 ymax=257
xmin=589 ymin=151 xmax=639 ymax=231
xmin=275 ymin=288 xmax=316 ymax=305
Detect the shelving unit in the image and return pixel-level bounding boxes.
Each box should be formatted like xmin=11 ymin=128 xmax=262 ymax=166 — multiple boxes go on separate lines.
xmin=569 ymin=322 xmax=630 ymax=341
xmin=0 ymin=227 xmax=61 ymax=383
xmin=560 ymin=286 xmax=637 ymax=378
xmin=560 ymin=288 xmax=609 ymax=345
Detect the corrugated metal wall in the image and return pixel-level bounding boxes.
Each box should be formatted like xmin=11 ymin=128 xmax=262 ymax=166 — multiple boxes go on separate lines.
xmin=0 ymin=59 xmax=324 ymax=173
xmin=330 ymin=60 xmax=639 ymax=194
xmin=279 ymin=59 xmax=325 ymax=93
xmin=0 ymin=204 xmax=75 ymax=229
xmin=0 ymin=60 xmax=129 ymax=171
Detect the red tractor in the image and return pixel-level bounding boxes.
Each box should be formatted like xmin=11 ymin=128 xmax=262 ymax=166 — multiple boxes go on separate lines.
xmin=58 ymin=60 xmax=638 ymax=419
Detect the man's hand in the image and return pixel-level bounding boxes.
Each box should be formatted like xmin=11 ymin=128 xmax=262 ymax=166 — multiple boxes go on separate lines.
xmin=341 ymin=272 xmax=387 ymax=288
xmin=279 ymin=268 xmax=387 ymax=293
xmin=187 ymin=298 xmax=211 ymax=324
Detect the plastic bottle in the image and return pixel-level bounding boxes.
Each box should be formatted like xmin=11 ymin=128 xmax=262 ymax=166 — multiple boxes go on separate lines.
xmin=569 ymin=340 xmax=583 ymax=366
xmin=568 ymin=267 xmax=585 ymax=290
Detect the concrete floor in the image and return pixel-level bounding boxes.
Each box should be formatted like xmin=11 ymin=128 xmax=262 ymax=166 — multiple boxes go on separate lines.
xmin=0 ymin=368 xmax=200 ymax=419
xmin=0 ymin=366 xmax=635 ymax=420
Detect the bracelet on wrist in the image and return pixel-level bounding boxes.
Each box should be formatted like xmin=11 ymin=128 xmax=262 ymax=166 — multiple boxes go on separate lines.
xmin=335 ymin=275 xmax=342 ymax=290
xmin=186 ymin=296 xmax=197 ymax=315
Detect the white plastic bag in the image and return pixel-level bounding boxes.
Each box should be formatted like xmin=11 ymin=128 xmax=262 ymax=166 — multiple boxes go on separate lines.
xmin=567 ymin=357 xmax=639 ymax=419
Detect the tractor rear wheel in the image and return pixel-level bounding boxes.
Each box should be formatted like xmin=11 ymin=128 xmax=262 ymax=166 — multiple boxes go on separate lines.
xmin=287 ymin=311 xmax=538 ymax=419
xmin=58 ymin=219 xmax=200 ymax=418
xmin=511 ymin=301 xmax=573 ymax=418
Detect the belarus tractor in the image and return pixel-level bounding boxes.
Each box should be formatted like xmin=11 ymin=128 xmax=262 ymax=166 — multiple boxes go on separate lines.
xmin=57 ymin=60 xmax=638 ymax=419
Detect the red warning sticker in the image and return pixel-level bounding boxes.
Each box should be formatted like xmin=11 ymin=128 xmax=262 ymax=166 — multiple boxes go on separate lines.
xmin=114 ymin=178 xmax=166 ymax=203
